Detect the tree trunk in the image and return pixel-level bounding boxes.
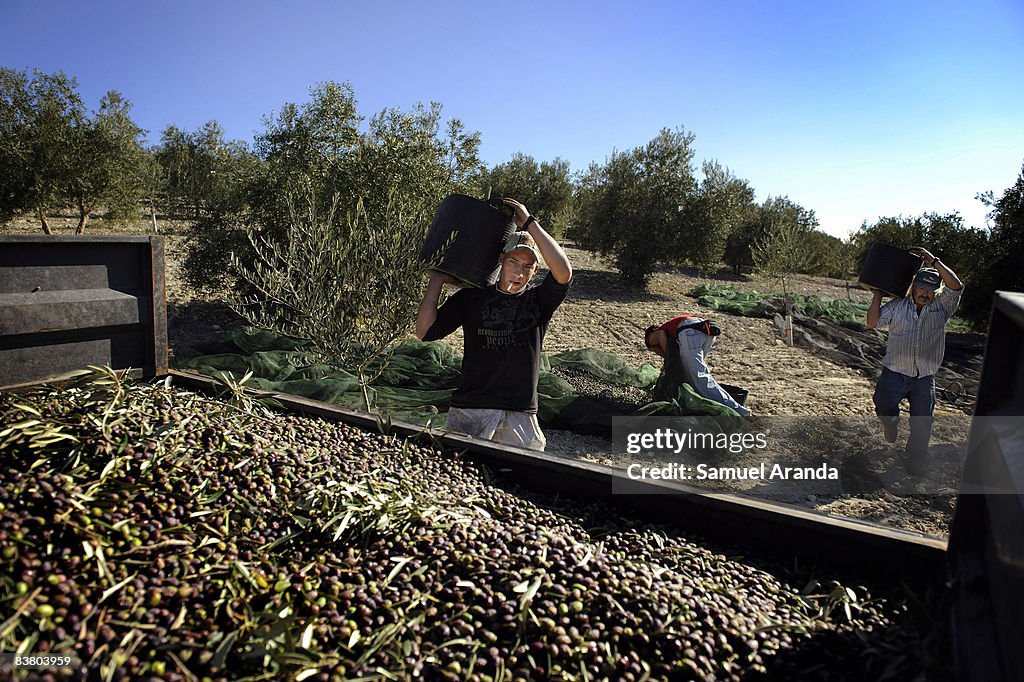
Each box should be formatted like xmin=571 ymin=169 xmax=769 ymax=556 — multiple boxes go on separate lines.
xmin=782 ymin=275 xmax=795 ymax=347
xmin=75 ymin=197 xmax=89 ymax=234
xmin=38 ymin=205 xmax=51 ymax=235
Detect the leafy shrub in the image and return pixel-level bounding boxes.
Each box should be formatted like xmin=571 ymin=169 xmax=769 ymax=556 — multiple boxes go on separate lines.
xmin=963 ymin=163 xmax=1024 ymax=326
xmin=231 ymin=192 xmax=434 ymax=370
xmin=182 ymin=82 xmax=484 ymax=366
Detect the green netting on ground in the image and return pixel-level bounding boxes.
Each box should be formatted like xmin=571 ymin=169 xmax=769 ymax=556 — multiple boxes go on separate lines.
xmin=544 ymin=348 xmax=661 ymax=388
xmin=691 ymin=284 xmax=869 ymax=323
xmin=179 ymin=328 xmax=739 ymax=438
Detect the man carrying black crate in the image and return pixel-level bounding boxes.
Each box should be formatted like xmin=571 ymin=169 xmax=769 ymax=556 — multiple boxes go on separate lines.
xmin=415 ymin=197 xmax=572 ymax=451
xmin=867 ymin=246 xmax=963 ymax=475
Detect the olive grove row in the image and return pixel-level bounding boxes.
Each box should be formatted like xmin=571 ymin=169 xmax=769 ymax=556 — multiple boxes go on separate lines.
xmin=2 ymin=68 xmax=1021 ymax=353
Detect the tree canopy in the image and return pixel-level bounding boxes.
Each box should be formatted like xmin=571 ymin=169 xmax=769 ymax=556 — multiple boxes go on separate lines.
xmin=182 ymin=81 xmax=486 ymax=366
xmin=482 ymin=152 xmax=575 ymax=238
xmin=575 ymin=127 xmax=698 ymax=287
xmin=0 ymin=67 xmax=150 ymax=232
xmin=962 ymin=163 xmax=1024 ymax=325
xmin=683 ymin=161 xmax=757 ymax=272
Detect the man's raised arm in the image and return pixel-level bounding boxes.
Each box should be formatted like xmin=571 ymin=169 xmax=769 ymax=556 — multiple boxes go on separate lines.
xmin=502 ymin=197 xmax=572 ymax=284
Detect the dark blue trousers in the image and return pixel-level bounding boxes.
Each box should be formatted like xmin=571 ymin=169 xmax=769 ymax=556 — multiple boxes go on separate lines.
xmin=872 ymin=366 xmax=935 ymax=461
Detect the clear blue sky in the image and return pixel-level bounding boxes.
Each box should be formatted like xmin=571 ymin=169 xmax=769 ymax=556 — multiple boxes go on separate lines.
xmin=3 ymin=0 xmax=1023 ymax=237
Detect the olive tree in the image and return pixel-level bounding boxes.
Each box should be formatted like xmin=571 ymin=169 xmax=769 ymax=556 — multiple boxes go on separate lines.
xmin=576 ymin=127 xmax=698 ymax=287
xmin=186 ymin=81 xmax=485 ymax=368
xmin=0 ymin=68 xmax=85 ymax=232
xmin=962 ymin=163 xmax=1024 ymax=325
xmin=247 ymin=81 xmax=362 ymax=233
xmin=67 ymin=91 xmax=150 ymax=232
xmin=482 ymin=153 xmax=575 ymax=238
xmin=802 ymin=230 xmax=853 ymax=280
xmin=155 ymin=121 xmax=252 ymax=221
xmin=0 ymin=68 xmax=150 ymax=232
xmin=752 ymin=196 xmax=820 ymax=308
xmin=231 ymin=190 xmax=432 ymax=371
xmin=682 ymin=161 xmax=756 ymax=271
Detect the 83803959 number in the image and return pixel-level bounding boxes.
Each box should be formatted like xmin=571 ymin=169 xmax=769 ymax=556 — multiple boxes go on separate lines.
xmin=2 ymin=653 xmax=81 ymax=670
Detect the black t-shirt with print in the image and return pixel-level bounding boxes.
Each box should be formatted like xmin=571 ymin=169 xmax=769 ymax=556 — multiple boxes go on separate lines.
xmin=423 ymin=273 xmax=570 ymax=413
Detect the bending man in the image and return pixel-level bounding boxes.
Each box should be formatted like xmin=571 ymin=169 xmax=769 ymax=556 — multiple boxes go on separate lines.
xmin=645 ymin=315 xmax=750 ymax=416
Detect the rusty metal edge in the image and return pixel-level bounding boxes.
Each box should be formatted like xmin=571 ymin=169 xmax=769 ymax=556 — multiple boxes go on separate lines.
xmin=148 ymin=237 xmax=169 ymax=377
xmin=0 ymin=235 xmax=159 ymax=243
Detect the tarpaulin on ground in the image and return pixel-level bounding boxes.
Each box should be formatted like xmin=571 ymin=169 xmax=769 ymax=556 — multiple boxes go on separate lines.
xmin=691 ymin=283 xmax=870 ymax=323
xmin=179 ymin=328 xmax=740 ymax=438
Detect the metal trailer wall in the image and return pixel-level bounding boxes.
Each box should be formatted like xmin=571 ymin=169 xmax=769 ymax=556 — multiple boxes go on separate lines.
xmin=948 ymin=291 xmax=1024 ymax=682
xmin=0 ymin=235 xmax=167 ymax=387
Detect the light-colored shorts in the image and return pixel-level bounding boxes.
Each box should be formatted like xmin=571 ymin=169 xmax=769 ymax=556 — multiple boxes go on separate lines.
xmin=445 ymin=407 xmax=547 ymax=451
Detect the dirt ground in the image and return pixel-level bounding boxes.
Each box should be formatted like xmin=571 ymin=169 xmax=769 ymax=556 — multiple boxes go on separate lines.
xmin=5 ymin=218 xmax=978 ymax=537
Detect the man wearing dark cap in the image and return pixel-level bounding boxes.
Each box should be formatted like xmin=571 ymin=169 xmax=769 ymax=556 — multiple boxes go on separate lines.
xmin=866 ymin=246 xmax=963 ymax=474
xmin=415 ymin=197 xmax=572 ymax=450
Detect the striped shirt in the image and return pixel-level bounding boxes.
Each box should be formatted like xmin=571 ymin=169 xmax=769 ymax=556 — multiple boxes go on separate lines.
xmin=877 ymin=287 xmax=961 ymax=377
